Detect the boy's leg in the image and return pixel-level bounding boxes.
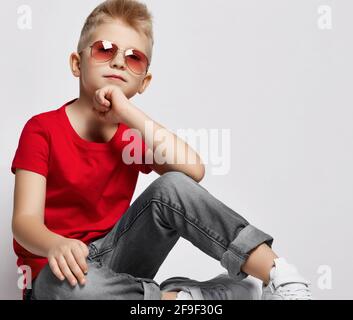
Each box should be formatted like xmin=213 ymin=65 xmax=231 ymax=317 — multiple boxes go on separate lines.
xmin=242 ymin=243 xmax=278 ymax=285
xmin=32 ymin=259 xmax=161 ymax=300
xmin=89 ymin=171 xmax=274 ymax=284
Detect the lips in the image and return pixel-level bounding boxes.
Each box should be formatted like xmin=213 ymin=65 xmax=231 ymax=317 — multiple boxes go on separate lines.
xmin=103 ymin=74 xmax=127 ymax=82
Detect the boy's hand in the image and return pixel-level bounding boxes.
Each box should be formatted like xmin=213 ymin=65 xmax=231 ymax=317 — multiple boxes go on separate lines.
xmin=92 ymin=85 xmax=130 ymax=124
xmin=46 ymin=237 xmax=89 ymax=287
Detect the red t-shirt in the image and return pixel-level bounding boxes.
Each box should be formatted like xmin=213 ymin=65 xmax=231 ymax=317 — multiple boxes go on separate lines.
xmin=11 ymin=98 xmax=153 ymax=286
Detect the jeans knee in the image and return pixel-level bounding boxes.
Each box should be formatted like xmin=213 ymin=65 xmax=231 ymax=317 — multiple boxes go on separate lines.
xmin=149 ymin=171 xmax=207 ymax=203
xmin=33 ymin=261 xmax=103 ymax=300
xmin=32 ymin=263 xmax=67 ymax=300
xmin=160 ymin=171 xmax=189 ymax=180
xmin=33 ymin=261 xmax=147 ymax=300
xmin=153 ymin=171 xmax=193 ymax=192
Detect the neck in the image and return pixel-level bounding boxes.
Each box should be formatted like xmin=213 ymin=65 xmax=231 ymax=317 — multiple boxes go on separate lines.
xmin=73 ymin=92 xmax=93 ymax=116
xmin=72 ymin=91 xmax=108 ymax=126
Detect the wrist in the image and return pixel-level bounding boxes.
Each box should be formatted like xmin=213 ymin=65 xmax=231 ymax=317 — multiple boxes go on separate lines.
xmin=118 ymin=101 xmax=135 ymax=124
xmin=44 ymin=232 xmax=65 ymax=257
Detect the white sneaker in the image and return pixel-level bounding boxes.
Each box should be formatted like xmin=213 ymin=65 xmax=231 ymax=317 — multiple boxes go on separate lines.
xmin=261 ymin=258 xmax=313 ymax=300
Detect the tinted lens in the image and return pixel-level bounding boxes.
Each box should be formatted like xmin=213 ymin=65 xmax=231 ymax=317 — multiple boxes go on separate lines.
xmin=91 ymin=40 xmax=117 ymax=62
xmin=125 ymin=49 xmax=149 ymax=74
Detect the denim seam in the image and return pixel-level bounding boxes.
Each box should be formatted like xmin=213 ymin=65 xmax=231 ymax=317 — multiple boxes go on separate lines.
xmin=89 ymin=198 xmax=154 ymax=259
xmin=228 ymin=241 xmax=251 ymax=260
xmin=100 ymin=263 xmax=144 ymax=281
xmin=92 ymin=198 xmax=230 ymax=259
xmin=229 ymin=225 xmax=274 ymax=257
xmin=226 ymin=247 xmax=248 ymax=262
xmin=99 ymin=260 xmax=160 ymax=297
xmin=88 ymin=243 xmax=101 ymax=260
xmin=151 ymin=198 xmax=230 ymax=252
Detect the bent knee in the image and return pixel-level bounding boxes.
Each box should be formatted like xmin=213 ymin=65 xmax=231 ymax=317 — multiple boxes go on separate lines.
xmin=32 ymin=261 xmax=149 ymax=300
xmin=152 ymin=171 xmax=195 ymax=191
xmin=33 ymin=261 xmax=104 ymax=300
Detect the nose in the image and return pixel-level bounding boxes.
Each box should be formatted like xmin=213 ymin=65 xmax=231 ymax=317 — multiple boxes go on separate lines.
xmin=110 ymin=49 xmax=126 ymax=70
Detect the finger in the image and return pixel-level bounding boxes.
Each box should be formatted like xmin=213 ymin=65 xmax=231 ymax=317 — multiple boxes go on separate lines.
xmin=71 ymin=245 xmax=88 ymax=275
xmin=48 ymin=257 xmax=65 ymax=281
xmin=98 ymin=90 xmax=107 ymax=105
xmin=64 ymin=251 xmax=86 ymax=285
xmin=94 ymin=90 xmax=105 ymax=108
xmin=79 ymin=241 xmax=90 ymax=258
xmin=98 ymin=89 xmax=111 ymax=108
xmin=57 ymin=255 xmax=78 ymax=287
xmin=93 ymin=91 xmax=109 ymax=112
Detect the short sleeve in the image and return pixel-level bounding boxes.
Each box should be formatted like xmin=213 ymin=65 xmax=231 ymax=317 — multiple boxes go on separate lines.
xmin=11 ymin=116 xmax=50 ymax=178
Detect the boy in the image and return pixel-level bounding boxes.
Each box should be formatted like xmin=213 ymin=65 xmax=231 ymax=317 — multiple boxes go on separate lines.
xmin=11 ymin=0 xmax=312 ymax=300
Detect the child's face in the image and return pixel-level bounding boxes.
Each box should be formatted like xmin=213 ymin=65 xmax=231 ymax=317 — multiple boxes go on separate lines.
xmin=70 ymin=18 xmax=152 ymax=100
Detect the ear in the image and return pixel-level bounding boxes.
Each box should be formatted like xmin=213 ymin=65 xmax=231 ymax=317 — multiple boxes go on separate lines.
xmin=70 ymin=52 xmax=81 ymax=78
xmin=138 ymin=72 xmax=152 ymax=94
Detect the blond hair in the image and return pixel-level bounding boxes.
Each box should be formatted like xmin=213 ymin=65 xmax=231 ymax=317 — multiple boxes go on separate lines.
xmin=77 ymin=0 xmax=154 ymax=62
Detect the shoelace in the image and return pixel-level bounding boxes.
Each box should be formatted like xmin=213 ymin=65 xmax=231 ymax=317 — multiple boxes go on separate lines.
xmin=276 ymin=283 xmax=313 ymax=300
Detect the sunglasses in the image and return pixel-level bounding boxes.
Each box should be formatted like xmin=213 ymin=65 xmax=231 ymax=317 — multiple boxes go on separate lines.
xmin=79 ymin=40 xmax=150 ymax=75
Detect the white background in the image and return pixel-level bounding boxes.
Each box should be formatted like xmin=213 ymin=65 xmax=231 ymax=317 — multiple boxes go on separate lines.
xmin=1 ymin=0 xmax=352 ymax=299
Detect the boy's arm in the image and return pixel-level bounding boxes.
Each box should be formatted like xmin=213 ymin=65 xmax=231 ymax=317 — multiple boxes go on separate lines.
xmin=12 ymin=169 xmax=61 ymax=257
xmin=12 ymin=169 xmax=89 ymax=286
xmin=120 ymin=102 xmax=206 ymax=182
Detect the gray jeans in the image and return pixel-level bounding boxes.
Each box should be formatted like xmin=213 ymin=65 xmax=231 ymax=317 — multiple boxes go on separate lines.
xmin=27 ymin=171 xmax=273 ymax=300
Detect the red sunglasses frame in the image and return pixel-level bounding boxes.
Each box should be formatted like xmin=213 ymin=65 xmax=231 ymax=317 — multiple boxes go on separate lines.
xmin=79 ymin=39 xmax=150 ymax=75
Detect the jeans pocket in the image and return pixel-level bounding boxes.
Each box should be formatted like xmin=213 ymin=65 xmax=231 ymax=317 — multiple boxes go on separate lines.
xmin=87 ymin=243 xmax=97 ymax=260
